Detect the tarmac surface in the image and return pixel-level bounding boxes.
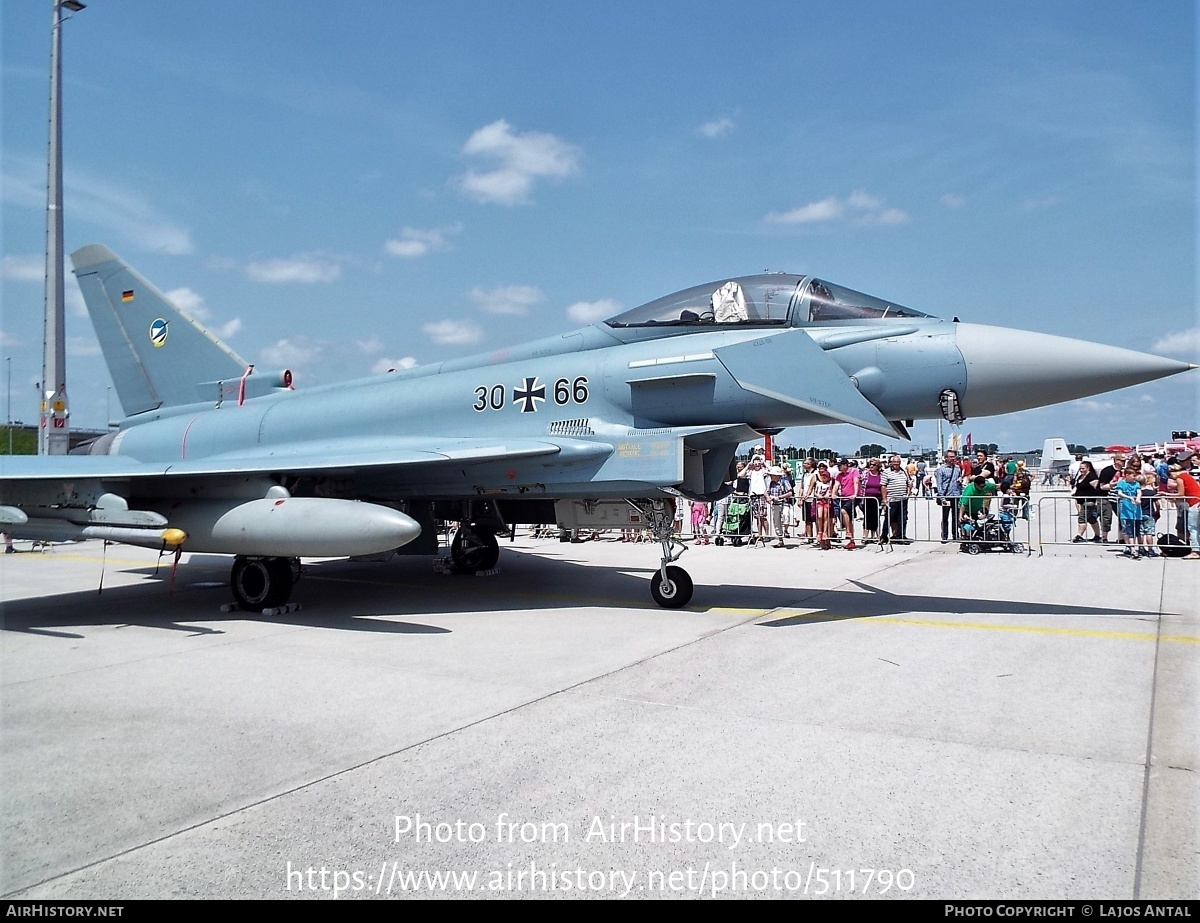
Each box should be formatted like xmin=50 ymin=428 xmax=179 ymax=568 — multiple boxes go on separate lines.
xmin=1 ymin=516 xmax=1196 ymax=900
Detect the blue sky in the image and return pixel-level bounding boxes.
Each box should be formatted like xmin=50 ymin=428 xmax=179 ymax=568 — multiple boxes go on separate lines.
xmin=2 ymin=1 xmax=1195 ymax=452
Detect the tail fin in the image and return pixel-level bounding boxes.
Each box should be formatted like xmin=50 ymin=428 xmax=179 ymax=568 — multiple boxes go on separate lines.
xmin=71 ymin=244 xmax=248 ymax=416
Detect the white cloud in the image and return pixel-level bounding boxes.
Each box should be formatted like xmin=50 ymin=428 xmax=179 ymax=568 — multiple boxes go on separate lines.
xmin=165 ymin=287 xmax=208 ymax=318
xmin=372 ymin=356 xmax=418 ymax=374
xmin=847 ymin=190 xmax=882 ymax=211
xmin=870 ymin=208 xmax=910 ymax=226
xmin=260 ymin=337 xmax=323 ymax=367
xmin=423 ymin=320 xmax=482 ymax=345
xmin=246 ymin=255 xmax=341 ymax=284
xmin=1152 ymin=327 xmax=1200 ymax=356
xmin=2 ymin=160 xmax=193 ymax=255
xmin=765 ymin=190 xmax=909 ymax=226
xmin=213 ymin=318 xmax=242 ymax=339
xmin=1 ymin=331 xmax=20 ymax=347
xmin=384 ymin=224 xmax=460 ymax=259
xmin=699 ymin=117 xmax=734 ymax=138
xmin=765 ymin=196 xmax=843 ymax=224
xmin=941 ymin=193 xmax=967 ymax=209
xmin=1021 ymin=196 xmax=1061 ymax=211
xmin=1076 ymin=399 xmax=1118 ymax=413
xmin=458 ymin=120 xmax=582 ymax=206
xmin=468 ymin=284 xmax=544 ymax=316
xmin=566 ymin=298 xmax=621 ymax=324
xmin=1 ymin=254 xmax=43 ymax=281
xmin=356 ymin=335 xmax=384 ymax=355
xmin=163 ymin=287 xmax=238 ymax=338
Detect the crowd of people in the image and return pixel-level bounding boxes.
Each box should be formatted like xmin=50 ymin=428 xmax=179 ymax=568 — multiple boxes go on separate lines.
xmin=671 ymin=445 xmax=1199 ymax=558
xmin=1068 ymin=450 xmax=1200 ymax=559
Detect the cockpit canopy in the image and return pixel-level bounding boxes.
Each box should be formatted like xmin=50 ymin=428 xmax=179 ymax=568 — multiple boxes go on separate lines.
xmin=604 ymin=274 xmax=933 ymax=328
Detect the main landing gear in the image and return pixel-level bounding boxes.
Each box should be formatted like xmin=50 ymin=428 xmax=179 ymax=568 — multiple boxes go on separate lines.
xmin=450 ymin=525 xmax=500 ymax=573
xmin=230 ymin=555 xmax=298 ymax=611
xmin=632 ymin=499 xmax=693 ymax=608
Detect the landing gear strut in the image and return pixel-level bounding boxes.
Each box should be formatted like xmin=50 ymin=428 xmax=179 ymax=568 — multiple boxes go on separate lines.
xmin=231 ymin=555 xmax=295 ymax=611
xmin=633 ymin=499 xmax=693 ymax=608
xmin=450 ymin=526 xmax=499 ymax=573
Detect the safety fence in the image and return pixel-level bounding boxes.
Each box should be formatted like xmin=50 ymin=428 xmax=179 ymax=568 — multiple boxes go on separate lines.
xmin=1031 ymin=492 xmax=1190 ymax=554
xmin=696 ymin=494 xmax=1034 ymax=555
xmin=676 ymin=490 xmax=1195 ymax=557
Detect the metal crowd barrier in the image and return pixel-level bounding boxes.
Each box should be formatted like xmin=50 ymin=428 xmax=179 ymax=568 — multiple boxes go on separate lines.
xmin=860 ymin=494 xmax=1033 ymax=555
xmin=1033 ymin=491 xmax=1186 ymax=554
xmin=636 ymin=490 xmax=1191 ymax=558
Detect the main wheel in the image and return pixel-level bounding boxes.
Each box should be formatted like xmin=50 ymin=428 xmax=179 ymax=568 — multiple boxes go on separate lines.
xmin=231 ymin=556 xmax=294 ymax=611
xmin=650 ymin=565 xmax=693 ymax=608
xmin=965 ymin=543 xmax=981 ymax=555
xmin=451 ymin=528 xmax=500 ymax=572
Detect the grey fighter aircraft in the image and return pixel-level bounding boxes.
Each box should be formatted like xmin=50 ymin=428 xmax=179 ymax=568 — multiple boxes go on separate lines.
xmin=1 ymin=245 xmax=1193 ymax=610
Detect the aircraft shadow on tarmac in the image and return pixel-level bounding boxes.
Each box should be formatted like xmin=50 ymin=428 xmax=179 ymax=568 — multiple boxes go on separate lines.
xmin=755 ymin=578 xmax=1165 ymax=627
xmin=0 ymin=546 xmax=1164 ymax=638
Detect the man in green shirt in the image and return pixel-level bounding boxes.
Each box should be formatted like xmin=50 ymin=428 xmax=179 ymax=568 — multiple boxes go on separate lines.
xmin=959 ymin=475 xmax=997 ymax=523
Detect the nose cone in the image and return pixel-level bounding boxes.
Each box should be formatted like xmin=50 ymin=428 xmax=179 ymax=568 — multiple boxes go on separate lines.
xmin=955 ymin=323 xmax=1194 ymax=417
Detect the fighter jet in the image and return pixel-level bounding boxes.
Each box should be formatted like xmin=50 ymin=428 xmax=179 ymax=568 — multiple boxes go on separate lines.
xmin=1 ymin=245 xmax=1192 ymax=610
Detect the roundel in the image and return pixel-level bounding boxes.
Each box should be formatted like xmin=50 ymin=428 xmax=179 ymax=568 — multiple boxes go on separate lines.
xmin=149 ymin=318 xmax=168 ymax=348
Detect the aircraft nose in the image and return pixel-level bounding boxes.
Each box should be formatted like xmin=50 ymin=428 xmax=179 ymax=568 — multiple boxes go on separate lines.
xmin=954 ymin=322 xmax=1195 ymax=417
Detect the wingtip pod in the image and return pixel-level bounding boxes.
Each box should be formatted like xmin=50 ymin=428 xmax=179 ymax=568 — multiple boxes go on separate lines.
xmin=954 ymin=323 xmax=1196 ymax=417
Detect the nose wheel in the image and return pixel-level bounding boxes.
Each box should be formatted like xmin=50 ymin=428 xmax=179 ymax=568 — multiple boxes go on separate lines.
xmin=651 ymin=564 xmax=693 ymax=608
xmin=631 ymin=499 xmax=694 ymax=608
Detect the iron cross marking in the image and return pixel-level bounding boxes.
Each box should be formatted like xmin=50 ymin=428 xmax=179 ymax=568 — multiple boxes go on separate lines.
xmin=513 ymin=376 xmax=546 ymax=413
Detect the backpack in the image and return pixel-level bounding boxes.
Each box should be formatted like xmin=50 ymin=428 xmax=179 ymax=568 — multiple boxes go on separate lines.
xmin=1157 ymin=533 xmax=1190 ymax=558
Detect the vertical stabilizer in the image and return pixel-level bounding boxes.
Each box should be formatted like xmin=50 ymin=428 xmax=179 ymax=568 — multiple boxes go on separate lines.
xmin=70 ymin=244 xmax=248 ymax=416
xmin=1040 ymin=437 xmax=1072 ymax=470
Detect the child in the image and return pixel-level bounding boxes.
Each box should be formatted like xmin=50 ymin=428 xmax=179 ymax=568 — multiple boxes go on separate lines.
xmin=1112 ymin=468 xmax=1143 ymax=558
xmin=1138 ymin=475 xmax=1160 ymax=557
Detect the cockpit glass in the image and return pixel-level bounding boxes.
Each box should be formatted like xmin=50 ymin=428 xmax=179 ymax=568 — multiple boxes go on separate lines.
xmin=805 ymin=279 xmax=931 ymax=321
xmin=605 ymin=275 xmax=803 ymax=328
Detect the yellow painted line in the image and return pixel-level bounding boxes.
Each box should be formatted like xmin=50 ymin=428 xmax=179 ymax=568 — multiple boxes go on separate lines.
xmin=3 ymin=552 xmax=173 ymax=567
xmin=882 ymin=616 xmax=1196 ymax=644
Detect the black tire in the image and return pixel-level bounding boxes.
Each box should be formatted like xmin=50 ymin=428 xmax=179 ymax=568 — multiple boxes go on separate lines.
xmin=732 ymin=537 xmax=743 ymax=547
xmin=650 ymin=565 xmax=693 ymax=608
xmin=965 ymin=543 xmax=981 ymax=555
xmin=714 ymin=536 xmax=724 ymax=546
xmin=231 ymin=556 xmax=294 ymax=611
xmin=451 ymin=529 xmax=500 ymax=572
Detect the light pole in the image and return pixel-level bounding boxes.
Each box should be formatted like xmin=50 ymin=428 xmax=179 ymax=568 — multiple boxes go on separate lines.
xmin=39 ymin=0 xmax=85 ymax=455
xmin=5 ymin=357 xmax=11 ymax=455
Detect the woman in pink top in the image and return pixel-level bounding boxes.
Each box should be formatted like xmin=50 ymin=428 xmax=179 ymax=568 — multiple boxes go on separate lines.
xmin=835 ymin=458 xmax=861 ymax=550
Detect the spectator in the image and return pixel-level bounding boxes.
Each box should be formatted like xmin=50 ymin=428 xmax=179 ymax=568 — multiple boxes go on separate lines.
xmin=1113 ymin=467 xmax=1143 ymax=558
xmin=934 ymin=450 xmax=963 ymax=542
xmin=834 ymin=458 xmax=860 ymax=550
xmin=1072 ymin=460 xmax=1103 ymax=542
xmin=804 ymin=462 xmax=838 ymax=550
xmin=861 ymin=458 xmax=885 ymax=543
xmin=766 ymin=466 xmax=794 ymax=548
xmin=1096 ymin=454 xmax=1125 ymax=542
xmin=1168 ymin=458 xmax=1200 ymax=558
xmin=737 ymin=453 xmax=771 ymax=546
xmin=880 ymin=455 xmax=912 ymax=543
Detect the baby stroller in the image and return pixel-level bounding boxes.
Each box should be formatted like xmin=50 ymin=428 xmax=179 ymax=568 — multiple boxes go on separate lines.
xmin=960 ymin=509 xmax=1025 ymax=555
xmin=715 ymin=494 xmax=753 ymax=546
